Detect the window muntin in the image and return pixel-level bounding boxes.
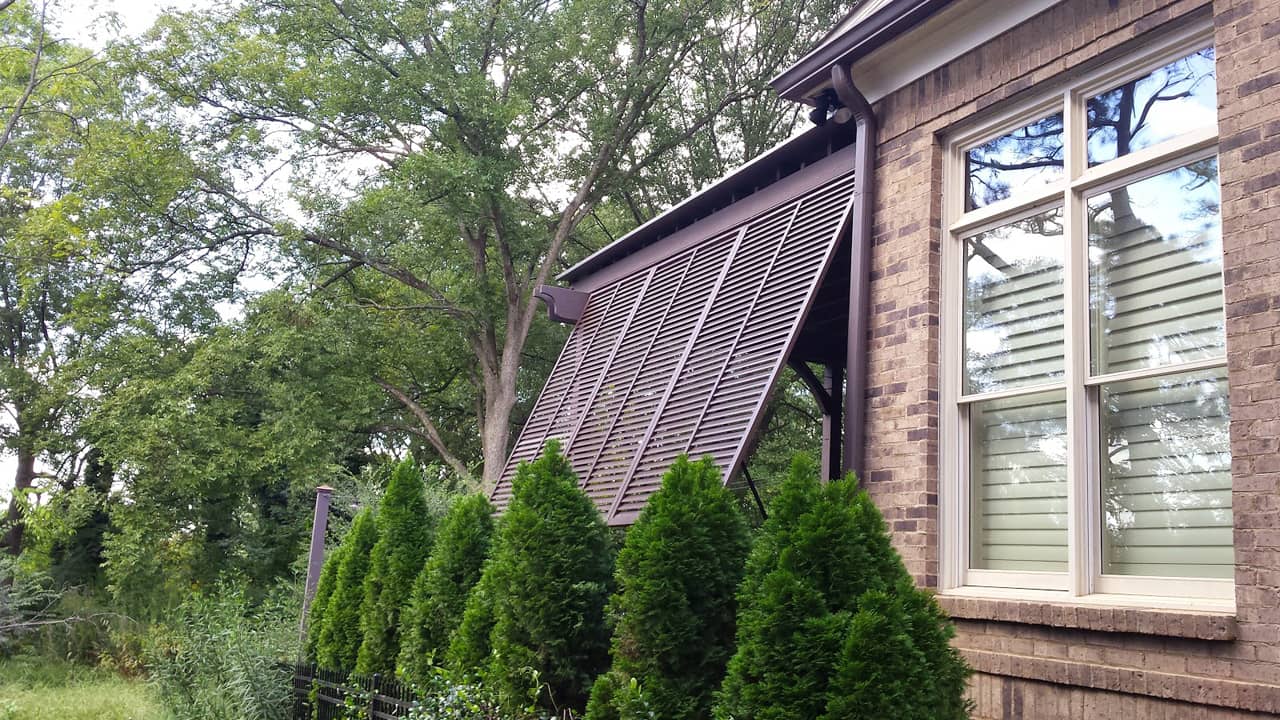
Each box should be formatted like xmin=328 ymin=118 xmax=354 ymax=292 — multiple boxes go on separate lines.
xmin=945 ymin=37 xmax=1230 ymax=600
xmin=1086 ymin=48 xmax=1217 ymax=166
xmin=963 ymin=208 xmax=1065 ymax=394
xmin=965 ymin=113 xmax=1065 ymax=210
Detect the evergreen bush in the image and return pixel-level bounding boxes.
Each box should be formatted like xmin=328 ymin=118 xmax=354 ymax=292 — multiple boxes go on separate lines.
xmin=445 ymin=569 xmax=495 ymax=677
xmin=715 ymin=456 xmax=969 ymax=720
xmin=466 ymin=441 xmax=613 ymax=715
xmin=356 ymin=459 xmax=435 ymax=675
xmin=397 ymin=493 xmax=495 ymax=686
xmin=315 ymin=508 xmax=378 ymax=671
xmin=586 ymin=456 xmax=750 ymax=720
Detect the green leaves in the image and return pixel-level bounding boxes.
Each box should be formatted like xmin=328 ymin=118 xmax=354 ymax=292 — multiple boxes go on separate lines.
xmin=460 ymin=442 xmax=613 ymax=715
xmin=587 ymin=456 xmax=750 ymax=720
xmin=356 ymin=459 xmax=435 ymax=675
xmin=316 ymin=508 xmax=379 ymax=672
xmin=715 ymin=458 xmax=971 ymax=720
xmin=397 ymin=493 xmax=495 ymax=687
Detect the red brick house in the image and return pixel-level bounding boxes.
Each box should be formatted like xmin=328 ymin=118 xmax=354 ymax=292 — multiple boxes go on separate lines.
xmin=495 ymin=1 xmax=1280 ymax=716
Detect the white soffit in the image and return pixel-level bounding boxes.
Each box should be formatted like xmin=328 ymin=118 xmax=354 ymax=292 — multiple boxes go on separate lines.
xmin=843 ymin=0 xmax=1062 ymax=104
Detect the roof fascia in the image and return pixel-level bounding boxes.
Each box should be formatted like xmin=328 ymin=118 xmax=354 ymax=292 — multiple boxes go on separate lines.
xmin=770 ymin=0 xmax=952 ymax=104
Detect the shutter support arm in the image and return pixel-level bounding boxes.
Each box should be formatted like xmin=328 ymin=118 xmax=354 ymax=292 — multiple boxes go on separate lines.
xmin=831 ymin=64 xmax=876 ymax=481
xmin=535 ymin=285 xmax=590 ymax=324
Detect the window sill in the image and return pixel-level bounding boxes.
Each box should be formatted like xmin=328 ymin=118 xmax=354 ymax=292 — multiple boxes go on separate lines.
xmin=935 ymin=589 xmax=1237 ymax=640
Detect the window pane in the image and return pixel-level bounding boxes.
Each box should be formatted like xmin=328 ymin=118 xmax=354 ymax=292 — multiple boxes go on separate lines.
xmin=965 ymin=113 xmax=1065 ymax=210
xmin=1088 ymin=159 xmax=1223 ymax=375
xmin=964 ymin=208 xmax=1065 ymax=394
xmin=1100 ymin=368 xmax=1232 ymax=579
xmin=1087 ymin=47 xmax=1216 ymax=166
xmin=969 ymin=391 xmax=1068 ymax=573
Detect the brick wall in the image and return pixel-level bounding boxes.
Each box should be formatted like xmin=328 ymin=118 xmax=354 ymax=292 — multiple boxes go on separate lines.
xmin=859 ymin=0 xmax=1280 ymax=715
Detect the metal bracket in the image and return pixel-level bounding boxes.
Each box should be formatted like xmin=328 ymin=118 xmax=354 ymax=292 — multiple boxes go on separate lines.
xmin=534 ymin=285 xmax=589 ymax=324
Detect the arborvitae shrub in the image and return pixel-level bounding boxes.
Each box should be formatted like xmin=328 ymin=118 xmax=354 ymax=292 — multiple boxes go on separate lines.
xmin=397 ymin=493 xmax=495 ymax=686
xmin=356 ymin=459 xmax=435 ymax=675
xmin=305 ymin=538 xmax=346 ymax=661
xmin=586 ymin=456 xmax=750 ymax=720
xmin=468 ymin=441 xmax=613 ymax=715
xmin=315 ymin=508 xmax=378 ymax=670
xmin=445 ymin=568 xmax=495 ymax=676
xmin=715 ymin=456 xmax=969 ymax=720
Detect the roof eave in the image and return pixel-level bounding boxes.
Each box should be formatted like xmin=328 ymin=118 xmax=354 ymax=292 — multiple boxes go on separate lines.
xmin=769 ymin=0 xmax=953 ymax=103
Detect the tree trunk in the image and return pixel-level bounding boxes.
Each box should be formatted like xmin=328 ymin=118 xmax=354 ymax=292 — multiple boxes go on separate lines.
xmin=480 ymin=384 xmax=517 ymax=493
xmin=3 ymin=445 xmax=37 ymax=556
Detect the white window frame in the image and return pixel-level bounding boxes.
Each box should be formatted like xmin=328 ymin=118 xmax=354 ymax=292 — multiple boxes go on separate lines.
xmin=939 ymin=22 xmax=1234 ymax=608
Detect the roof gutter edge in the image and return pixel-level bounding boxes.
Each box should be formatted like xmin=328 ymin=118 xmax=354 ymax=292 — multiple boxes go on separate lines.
xmin=770 ymin=0 xmax=951 ymax=103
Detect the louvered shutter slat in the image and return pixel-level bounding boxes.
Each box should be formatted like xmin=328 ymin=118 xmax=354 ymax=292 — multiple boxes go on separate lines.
xmin=493 ymin=172 xmax=856 ymax=522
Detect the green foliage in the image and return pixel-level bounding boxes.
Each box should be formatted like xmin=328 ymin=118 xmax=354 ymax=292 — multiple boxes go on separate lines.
xmin=0 ymin=556 xmax=58 ymax=657
xmin=0 ymin=655 xmax=164 ymax=720
xmin=445 ymin=569 xmax=495 ymax=678
xmin=305 ymin=538 xmax=346 ymax=662
xmin=316 ymin=508 xmax=378 ymax=671
xmin=715 ymin=457 xmax=970 ymax=720
xmin=398 ymin=493 xmax=495 ymax=686
xmin=46 ymin=450 xmax=115 ymax=589
xmin=91 ymin=293 xmax=390 ymax=618
xmin=464 ymin=442 xmax=613 ymax=715
xmin=356 ymin=460 xmax=435 ymax=675
xmin=587 ymin=456 xmax=749 ymax=720
xmin=146 ymin=582 xmax=298 ymax=720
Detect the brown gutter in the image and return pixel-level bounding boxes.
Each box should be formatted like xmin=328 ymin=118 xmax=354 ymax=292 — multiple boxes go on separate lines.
xmin=770 ymin=0 xmax=951 ymax=104
xmin=831 ymin=64 xmax=875 ymax=480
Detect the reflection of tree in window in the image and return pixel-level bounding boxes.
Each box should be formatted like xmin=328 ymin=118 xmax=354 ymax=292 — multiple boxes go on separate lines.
xmin=964 ymin=48 xmax=1215 ymax=213
xmin=1088 ymin=160 xmax=1222 ymax=375
xmin=965 ymin=114 xmax=1064 ymax=210
xmin=1087 ymin=48 xmax=1216 ymax=165
xmin=1099 ymin=372 xmax=1232 ymax=578
xmin=963 ymin=210 xmax=1064 ymax=394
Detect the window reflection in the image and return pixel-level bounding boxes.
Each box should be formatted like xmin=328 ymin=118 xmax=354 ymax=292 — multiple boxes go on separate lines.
xmin=964 ymin=208 xmax=1065 ymax=394
xmin=1100 ymin=369 xmax=1232 ymax=578
xmin=966 ymin=113 xmax=1065 ymax=210
xmin=1087 ymin=48 xmax=1216 ymax=165
xmin=1087 ymin=159 xmax=1223 ymax=375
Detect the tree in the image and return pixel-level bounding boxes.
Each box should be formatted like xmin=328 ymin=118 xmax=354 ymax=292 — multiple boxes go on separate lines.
xmin=87 ymin=291 xmax=390 ymax=615
xmin=587 ymin=456 xmax=749 ymax=720
xmin=127 ymin=0 xmax=847 ymax=490
xmin=356 ymin=459 xmax=434 ymax=675
xmin=316 ymin=507 xmax=378 ymax=671
xmin=714 ymin=456 xmax=969 ymax=720
xmin=397 ymin=492 xmax=495 ymax=686
xmin=463 ymin=442 xmax=613 ymax=715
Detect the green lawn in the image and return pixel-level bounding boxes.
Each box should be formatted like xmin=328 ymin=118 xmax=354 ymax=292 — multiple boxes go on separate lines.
xmin=0 ymin=655 xmax=165 ymax=720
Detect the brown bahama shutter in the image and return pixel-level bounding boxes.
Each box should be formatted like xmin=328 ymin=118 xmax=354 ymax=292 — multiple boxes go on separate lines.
xmin=493 ymin=171 xmax=856 ymax=523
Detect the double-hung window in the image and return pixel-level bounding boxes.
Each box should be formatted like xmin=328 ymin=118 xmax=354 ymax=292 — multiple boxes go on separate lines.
xmin=941 ymin=28 xmax=1231 ymax=603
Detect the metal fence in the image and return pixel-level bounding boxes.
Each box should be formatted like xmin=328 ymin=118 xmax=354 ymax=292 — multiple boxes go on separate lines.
xmin=291 ymin=663 xmax=415 ymax=720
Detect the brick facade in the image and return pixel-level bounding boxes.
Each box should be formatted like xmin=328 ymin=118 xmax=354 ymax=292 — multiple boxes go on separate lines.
xmin=859 ymin=0 xmax=1280 ymax=715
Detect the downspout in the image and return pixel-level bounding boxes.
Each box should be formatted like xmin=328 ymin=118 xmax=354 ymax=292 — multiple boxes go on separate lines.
xmin=830 ymin=64 xmax=876 ymax=480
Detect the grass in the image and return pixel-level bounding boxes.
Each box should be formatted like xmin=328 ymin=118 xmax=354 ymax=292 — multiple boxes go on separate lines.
xmin=0 ymin=654 xmax=165 ymax=720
